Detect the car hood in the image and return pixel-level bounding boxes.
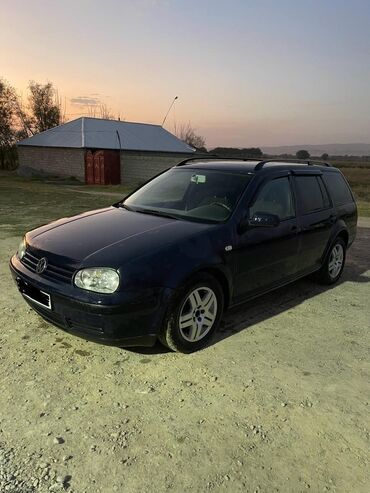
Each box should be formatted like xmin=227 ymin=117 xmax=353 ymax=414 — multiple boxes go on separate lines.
xmin=27 ymin=207 xmax=215 ymax=267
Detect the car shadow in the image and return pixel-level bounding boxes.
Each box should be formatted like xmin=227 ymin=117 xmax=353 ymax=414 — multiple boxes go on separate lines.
xmin=124 ymin=340 xmax=172 ymax=355
xmin=215 ymin=226 xmax=369 ymax=345
xmin=125 ymin=226 xmax=370 ymax=354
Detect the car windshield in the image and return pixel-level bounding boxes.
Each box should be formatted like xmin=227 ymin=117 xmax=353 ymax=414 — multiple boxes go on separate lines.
xmin=123 ymin=168 xmax=252 ymax=223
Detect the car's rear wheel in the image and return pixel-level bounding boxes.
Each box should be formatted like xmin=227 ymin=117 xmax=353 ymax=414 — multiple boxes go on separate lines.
xmin=317 ymin=237 xmax=346 ymax=285
xmin=159 ymin=273 xmax=224 ymax=353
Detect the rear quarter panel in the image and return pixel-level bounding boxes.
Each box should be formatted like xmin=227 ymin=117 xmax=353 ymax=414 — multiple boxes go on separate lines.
xmin=323 ymin=169 xmax=358 ymax=247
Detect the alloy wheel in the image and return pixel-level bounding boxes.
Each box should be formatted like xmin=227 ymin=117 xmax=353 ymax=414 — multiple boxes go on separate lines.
xmin=328 ymin=244 xmax=344 ymax=279
xmin=178 ymin=287 xmax=218 ymax=342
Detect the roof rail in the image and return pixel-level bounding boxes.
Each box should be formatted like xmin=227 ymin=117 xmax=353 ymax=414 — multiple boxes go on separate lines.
xmin=174 ymin=156 xmax=332 ymax=170
xmin=254 ymin=159 xmax=331 ymax=171
xmin=175 ymin=156 xmax=262 ymax=167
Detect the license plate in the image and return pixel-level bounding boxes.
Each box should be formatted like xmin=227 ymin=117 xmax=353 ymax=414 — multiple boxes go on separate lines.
xmin=17 ymin=278 xmax=52 ymax=310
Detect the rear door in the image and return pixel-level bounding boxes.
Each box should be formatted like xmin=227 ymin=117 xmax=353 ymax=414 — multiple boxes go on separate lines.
xmin=293 ymin=171 xmax=335 ymax=273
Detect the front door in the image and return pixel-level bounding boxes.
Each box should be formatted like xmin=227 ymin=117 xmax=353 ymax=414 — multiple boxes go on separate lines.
xmin=232 ymin=175 xmax=300 ymax=302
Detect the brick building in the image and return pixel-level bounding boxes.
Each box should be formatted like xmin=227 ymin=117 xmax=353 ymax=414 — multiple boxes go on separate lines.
xmin=17 ymin=117 xmax=195 ymax=184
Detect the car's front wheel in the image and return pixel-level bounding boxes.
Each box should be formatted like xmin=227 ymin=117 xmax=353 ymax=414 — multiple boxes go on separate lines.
xmin=159 ymin=273 xmax=224 ymax=353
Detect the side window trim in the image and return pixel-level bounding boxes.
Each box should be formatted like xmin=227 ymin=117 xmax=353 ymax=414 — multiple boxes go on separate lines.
xmin=284 ymin=175 xmax=296 ymax=220
xmin=317 ymin=176 xmax=333 ymax=209
xmin=288 ymin=174 xmax=298 ymax=220
xmin=249 ymin=175 xmax=296 ymax=221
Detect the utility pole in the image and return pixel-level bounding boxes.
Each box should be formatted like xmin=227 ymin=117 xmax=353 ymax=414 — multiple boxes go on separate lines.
xmin=161 ymin=96 xmax=178 ymax=127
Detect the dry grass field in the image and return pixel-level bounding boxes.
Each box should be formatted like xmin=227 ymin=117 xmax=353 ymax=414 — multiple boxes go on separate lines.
xmin=338 ymin=166 xmax=370 ymax=217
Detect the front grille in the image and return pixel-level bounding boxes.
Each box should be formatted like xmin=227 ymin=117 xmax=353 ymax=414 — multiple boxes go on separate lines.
xmin=21 ymin=249 xmax=75 ymax=283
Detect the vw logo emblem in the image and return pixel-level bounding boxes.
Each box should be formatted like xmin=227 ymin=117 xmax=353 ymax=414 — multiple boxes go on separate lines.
xmin=36 ymin=257 xmax=48 ymax=274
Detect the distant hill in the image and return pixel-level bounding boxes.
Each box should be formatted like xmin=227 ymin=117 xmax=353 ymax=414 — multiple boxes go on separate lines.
xmin=262 ymin=143 xmax=370 ymax=156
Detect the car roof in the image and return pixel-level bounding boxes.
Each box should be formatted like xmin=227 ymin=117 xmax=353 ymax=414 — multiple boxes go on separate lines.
xmin=176 ymin=158 xmax=336 ymax=174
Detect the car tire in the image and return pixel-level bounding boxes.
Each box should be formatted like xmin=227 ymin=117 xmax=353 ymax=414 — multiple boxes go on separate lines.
xmin=316 ymin=237 xmax=346 ymax=285
xmin=159 ymin=273 xmax=224 ymax=353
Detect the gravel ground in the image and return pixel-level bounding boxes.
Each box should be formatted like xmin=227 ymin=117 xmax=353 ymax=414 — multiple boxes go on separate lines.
xmin=0 ymin=217 xmax=369 ymax=493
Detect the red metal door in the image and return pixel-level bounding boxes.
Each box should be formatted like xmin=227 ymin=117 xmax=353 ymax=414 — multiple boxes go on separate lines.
xmin=94 ymin=151 xmax=104 ymax=184
xmin=86 ymin=150 xmax=119 ymax=185
xmin=110 ymin=151 xmax=121 ymax=184
xmin=85 ymin=151 xmax=94 ymax=184
xmin=104 ymin=154 xmax=111 ymax=185
xmin=99 ymin=152 xmax=105 ymax=184
xmin=103 ymin=150 xmax=120 ymax=185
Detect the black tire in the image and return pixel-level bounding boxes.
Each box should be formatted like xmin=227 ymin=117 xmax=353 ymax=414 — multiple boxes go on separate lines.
xmin=159 ymin=273 xmax=224 ymax=353
xmin=316 ymin=237 xmax=346 ymax=285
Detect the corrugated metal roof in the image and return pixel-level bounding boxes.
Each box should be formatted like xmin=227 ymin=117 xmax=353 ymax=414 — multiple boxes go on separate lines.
xmin=17 ymin=117 xmax=195 ymax=154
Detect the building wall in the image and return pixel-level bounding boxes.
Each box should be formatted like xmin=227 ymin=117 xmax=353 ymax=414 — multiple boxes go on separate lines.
xmin=120 ymin=151 xmax=194 ymax=185
xmin=17 ymin=146 xmax=195 ymax=184
xmin=17 ymin=146 xmax=85 ymax=180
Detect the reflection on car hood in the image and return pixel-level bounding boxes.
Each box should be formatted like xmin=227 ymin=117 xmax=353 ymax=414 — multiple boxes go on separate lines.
xmin=27 ymin=207 xmax=214 ymax=265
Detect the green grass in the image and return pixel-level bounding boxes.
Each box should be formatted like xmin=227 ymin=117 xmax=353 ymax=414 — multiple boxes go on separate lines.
xmin=329 ymin=159 xmax=370 ymax=168
xmin=74 ymin=184 xmax=134 ymax=194
xmin=340 ymin=167 xmax=370 ymax=216
xmin=356 ymin=201 xmax=370 ymax=217
xmin=1 ymin=165 xmax=369 ymax=241
xmin=0 ymin=171 xmax=133 ymax=237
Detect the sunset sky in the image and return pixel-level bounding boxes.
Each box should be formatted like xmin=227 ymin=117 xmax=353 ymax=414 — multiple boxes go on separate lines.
xmin=1 ymin=0 xmax=369 ymax=148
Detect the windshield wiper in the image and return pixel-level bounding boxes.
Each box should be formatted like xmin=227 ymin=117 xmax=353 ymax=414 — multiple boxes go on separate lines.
xmin=133 ymin=208 xmax=180 ymax=220
xmin=116 ymin=203 xmax=134 ymax=211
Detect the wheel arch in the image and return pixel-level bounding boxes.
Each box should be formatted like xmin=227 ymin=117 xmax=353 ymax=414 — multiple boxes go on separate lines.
xmin=336 ymin=229 xmax=349 ymax=246
xmin=321 ymin=225 xmax=349 ymax=264
xmin=199 ymin=267 xmax=231 ymax=309
xmin=175 ymin=265 xmax=232 ymax=310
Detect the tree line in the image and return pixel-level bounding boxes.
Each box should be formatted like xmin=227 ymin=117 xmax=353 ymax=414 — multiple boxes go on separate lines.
xmin=279 ymin=150 xmax=329 ymax=161
xmin=0 ymin=78 xmax=63 ymax=168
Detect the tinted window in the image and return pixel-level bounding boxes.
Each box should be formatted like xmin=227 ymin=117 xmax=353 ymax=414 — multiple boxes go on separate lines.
xmin=250 ymin=177 xmax=295 ymax=220
xmin=318 ymin=177 xmax=331 ymax=209
xmin=323 ymin=173 xmax=354 ymax=206
xmin=295 ymin=176 xmax=326 ymax=214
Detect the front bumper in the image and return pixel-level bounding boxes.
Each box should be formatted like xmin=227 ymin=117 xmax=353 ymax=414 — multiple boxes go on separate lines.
xmin=10 ymin=256 xmax=173 ymax=347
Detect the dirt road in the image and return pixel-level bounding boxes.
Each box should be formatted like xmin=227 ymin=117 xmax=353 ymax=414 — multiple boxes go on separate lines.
xmin=1 ymin=218 xmax=369 ymax=493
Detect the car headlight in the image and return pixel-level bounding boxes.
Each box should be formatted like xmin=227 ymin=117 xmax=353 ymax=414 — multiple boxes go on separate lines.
xmin=18 ymin=237 xmax=27 ymax=260
xmin=74 ymin=268 xmax=120 ymax=294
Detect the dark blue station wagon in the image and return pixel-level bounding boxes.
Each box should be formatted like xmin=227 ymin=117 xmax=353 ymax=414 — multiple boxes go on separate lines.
xmin=10 ymin=158 xmax=357 ymax=352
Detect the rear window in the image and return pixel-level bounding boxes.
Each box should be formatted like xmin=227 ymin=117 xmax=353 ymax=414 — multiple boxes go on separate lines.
xmin=322 ymin=173 xmax=354 ymax=206
xmin=294 ymin=176 xmax=328 ymax=214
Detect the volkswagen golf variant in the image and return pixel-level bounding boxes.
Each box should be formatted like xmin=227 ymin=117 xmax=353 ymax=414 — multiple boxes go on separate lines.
xmin=10 ymin=158 xmax=357 ymax=352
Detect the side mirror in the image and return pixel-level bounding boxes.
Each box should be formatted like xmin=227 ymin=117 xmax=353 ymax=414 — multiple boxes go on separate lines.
xmin=249 ymin=212 xmax=280 ymax=228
